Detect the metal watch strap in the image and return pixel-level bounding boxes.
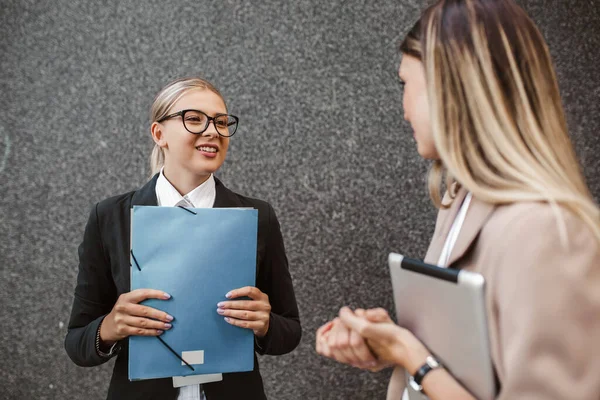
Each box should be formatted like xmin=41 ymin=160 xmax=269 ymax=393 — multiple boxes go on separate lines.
xmin=408 ymin=355 xmax=443 ymax=393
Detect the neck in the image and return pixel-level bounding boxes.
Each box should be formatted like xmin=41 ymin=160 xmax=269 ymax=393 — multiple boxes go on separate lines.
xmin=162 ymin=165 xmax=211 ymax=196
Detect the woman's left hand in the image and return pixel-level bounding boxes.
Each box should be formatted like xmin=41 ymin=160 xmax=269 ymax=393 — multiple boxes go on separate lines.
xmin=338 ymin=307 xmax=431 ymax=373
xmin=217 ymin=286 xmax=271 ymax=337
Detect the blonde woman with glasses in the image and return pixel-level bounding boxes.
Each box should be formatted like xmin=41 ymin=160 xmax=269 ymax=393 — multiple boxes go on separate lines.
xmin=316 ymin=0 xmax=600 ymax=399
xmin=65 ymin=77 xmax=301 ymax=400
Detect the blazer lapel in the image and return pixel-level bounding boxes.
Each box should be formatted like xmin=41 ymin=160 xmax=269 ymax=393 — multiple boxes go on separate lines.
xmin=213 ymin=177 xmax=243 ymax=208
xmin=131 ymin=173 xmax=160 ymax=206
xmin=424 ymin=189 xmax=467 ymax=264
xmin=424 ymin=188 xmax=496 ymax=267
xmin=446 ymin=193 xmax=496 ymax=267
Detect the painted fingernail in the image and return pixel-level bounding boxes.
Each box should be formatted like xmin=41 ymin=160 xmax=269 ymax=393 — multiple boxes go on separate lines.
xmin=217 ymin=302 xmax=225 ymax=307
xmin=224 ymin=317 xmax=231 ymax=322
xmin=163 ymin=292 xmax=171 ymax=299
xmin=157 ymin=330 xmax=164 ymax=335
xmin=166 ymin=314 xmax=174 ymax=322
xmin=217 ymin=309 xmax=225 ymax=315
xmin=164 ymin=323 xmax=172 ymax=329
xmin=225 ymin=292 xmax=232 ymax=299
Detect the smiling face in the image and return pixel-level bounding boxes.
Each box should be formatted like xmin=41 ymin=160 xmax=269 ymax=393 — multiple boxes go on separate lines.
xmin=151 ymin=89 xmax=229 ymax=186
xmin=399 ymin=55 xmax=439 ymax=160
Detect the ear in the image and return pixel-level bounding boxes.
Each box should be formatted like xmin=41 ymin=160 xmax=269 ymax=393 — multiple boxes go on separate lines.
xmin=151 ymin=122 xmax=168 ymax=149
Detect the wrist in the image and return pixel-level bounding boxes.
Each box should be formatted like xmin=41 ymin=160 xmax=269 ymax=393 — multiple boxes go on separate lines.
xmin=96 ymin=317 xmax=120 ymax=358
xmin=99 ymin=317 xmax=117 ymax=346
xmin=403 ymin=337 xmax=432 ymax=375
xmin=257 ymin=318 xmax=270 ymax=338
xmin=408 ymin=355 xmax=444 ymax=394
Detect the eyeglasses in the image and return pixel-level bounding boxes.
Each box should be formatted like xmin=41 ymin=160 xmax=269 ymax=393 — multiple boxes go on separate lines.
xmin=157 ymin=109 xmax=239 ymax=137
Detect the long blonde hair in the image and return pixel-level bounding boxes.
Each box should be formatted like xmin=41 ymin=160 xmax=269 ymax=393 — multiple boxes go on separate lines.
xmin=149 ymin=77 xmax=226 ymax=175
xmin=400 ymin=0 xmax=600 ymax=241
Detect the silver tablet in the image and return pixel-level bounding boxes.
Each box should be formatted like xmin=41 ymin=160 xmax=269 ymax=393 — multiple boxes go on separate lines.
xmin=388 ymin=253 xmax=496 ymax=400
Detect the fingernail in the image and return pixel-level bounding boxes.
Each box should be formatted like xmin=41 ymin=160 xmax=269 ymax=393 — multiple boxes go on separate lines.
xmin=164 ymin=323 xmax=172 ymax=329
xmin=163 ymin=292 xmax=171 ymax=299
xmin=217 ymin=309 xmax=224 ymax=315
xmin=367 ymin=361 xmax=377 ymax=367
xmin=217 ymin=302 xmax=224 ymax=307
xmin=166 ymin=314 xmax=174 ymax=322
xmin=157 ymin=330 xmax=164 ymax=335
xmin=224 ymin=317 xmax=231 ymax=322
xmin=225 ymin=292 xmax=232 ymax=299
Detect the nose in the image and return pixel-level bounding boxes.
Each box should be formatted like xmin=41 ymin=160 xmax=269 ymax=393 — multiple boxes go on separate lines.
xmin=202 ymin=120 xmax=219 ymax=138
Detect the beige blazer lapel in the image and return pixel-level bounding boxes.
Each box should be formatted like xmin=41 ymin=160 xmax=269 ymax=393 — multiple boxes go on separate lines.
xmin=446 ymin=194 xmax=495 ymax=267
xmin=424 ymin=188 xmax=496 ymax=267
xmin=424 ymin=188 xmax=467 ymax=264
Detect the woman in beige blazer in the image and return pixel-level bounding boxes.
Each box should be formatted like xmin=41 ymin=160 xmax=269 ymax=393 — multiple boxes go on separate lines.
xmin=315 ymin=0 xmax=600 ymax=399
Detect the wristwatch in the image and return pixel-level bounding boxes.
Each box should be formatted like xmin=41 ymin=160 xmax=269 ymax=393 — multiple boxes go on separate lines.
xmin=408 ymin=355 xmax=444 ymax=393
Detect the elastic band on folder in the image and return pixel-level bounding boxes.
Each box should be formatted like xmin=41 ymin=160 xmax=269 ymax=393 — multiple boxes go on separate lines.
xmin=130 ymin=248 xmax=193 ymax=371
xmin=157 ymin=336 xmax=195 ymax=371
xmin=130 ymin=250 xmax=141 ymax=271
xmin=177 ymin=205 xmax=197 ymax=215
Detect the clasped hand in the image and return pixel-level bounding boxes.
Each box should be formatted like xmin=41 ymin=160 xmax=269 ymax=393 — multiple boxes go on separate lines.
xmin=316 ymin=307 xmax=430 ymax=374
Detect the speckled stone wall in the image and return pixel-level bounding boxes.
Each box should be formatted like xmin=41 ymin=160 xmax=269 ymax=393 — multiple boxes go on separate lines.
xmin=1 ymin=0 xmax=599 ymax=399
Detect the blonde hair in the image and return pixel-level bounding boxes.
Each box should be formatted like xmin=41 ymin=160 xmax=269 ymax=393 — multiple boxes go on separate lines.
xmin=149 ymin=77 xmax=226 ymax=175
xmin=400 ymin=0 xmax=600 ymax=241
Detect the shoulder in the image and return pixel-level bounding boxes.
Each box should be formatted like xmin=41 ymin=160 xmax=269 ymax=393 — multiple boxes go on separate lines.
xmin=95 ymin=190 xmax=136 ymax=217
xmin=228 ymin=190 xmax=279 ymax=227
xmin=483 ymin=201 xmax=598 ymax=249
xmin=216 ymin=178 xmax=277 ymax=218
xmin=476 ymin=201 xmax=600 ymax=286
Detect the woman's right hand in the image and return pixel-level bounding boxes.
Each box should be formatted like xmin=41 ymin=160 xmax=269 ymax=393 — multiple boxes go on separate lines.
xmin=99 ymin=289 xmax=174 ymax=345
xmin=316 ymin=311 xmax=393 ymax=372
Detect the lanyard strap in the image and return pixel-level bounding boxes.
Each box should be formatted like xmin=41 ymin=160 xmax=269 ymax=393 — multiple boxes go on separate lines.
xmin=438 ymin=192 xmax=473 ymax=267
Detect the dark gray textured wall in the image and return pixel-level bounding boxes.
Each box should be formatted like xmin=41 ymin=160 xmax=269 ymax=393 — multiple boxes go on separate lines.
xmin=1 ymin=0 xmax=599 ymax=399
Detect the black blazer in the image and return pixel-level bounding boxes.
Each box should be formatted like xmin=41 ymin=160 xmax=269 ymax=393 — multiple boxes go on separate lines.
xmin=65 ymin=175 xmax=301 ymax=400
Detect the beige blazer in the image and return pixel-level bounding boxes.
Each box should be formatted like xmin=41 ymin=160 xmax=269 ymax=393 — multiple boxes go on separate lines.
xmin=387 ymin=189 xmax=600 ymax=400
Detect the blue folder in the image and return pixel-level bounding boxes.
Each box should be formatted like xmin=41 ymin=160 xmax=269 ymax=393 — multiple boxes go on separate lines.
xmin=129 ymin=206 xmax=258 ymax=381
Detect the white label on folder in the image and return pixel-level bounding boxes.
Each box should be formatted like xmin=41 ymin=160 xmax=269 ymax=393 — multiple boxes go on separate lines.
xmin=181 ymin=350 xmax=205 ymax=365
xmin=172 ymin=374 xmax=223 ymax=388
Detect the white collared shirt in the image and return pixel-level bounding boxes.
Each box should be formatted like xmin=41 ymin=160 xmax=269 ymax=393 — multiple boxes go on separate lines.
xmin=155 ymin=168 xmax=216 ymax=209
xmin=154 ymin=168 xmax=217 ymax=400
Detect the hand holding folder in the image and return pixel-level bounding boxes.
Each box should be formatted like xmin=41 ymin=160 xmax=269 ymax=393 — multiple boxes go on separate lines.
xmin=129 ymin=206 xmax=259 ymax=381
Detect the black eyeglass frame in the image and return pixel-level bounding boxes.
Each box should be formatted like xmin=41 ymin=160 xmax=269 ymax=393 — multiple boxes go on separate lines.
xmin=157 ymin=109 xmax=239 ymax=137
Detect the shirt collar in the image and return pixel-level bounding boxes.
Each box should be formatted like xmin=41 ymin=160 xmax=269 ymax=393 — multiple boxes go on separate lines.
xmin=155 ymin=167 xmax=216 ymax=208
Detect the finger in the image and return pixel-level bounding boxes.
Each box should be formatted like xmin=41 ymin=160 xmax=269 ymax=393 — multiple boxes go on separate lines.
xmin=355 ymin=308 xmax=366 ymax=317
xmin=225 ymin=286 xmax=266 ymax=301
xmin=327 ymin=323 xmax=355 ymax=364
xmin=122 ymin=303 xmax=174 ymax=323
xmin=217 ymin=300 xmax=270 ymax=311
xmin=365 ymin=308 xmax=392 ymax=323
xmin=223 ymin=317 xmax=263 ymax=331
xmin=317 ymin=334 xmax=332 ymax=358
xmin=126 ymin=289 xmax=171 ymax=304
xmin=348 ymin=329 xmax=378 ymax=365
xmin=316 ymin=320 xmax=335 ymax=337
xmin=339 ymin=307 xmax=372 ymax=337
xmin=124 ymin=325 xmax=164 ymax=337
xmin=121 ymin=315 xmax=172 ymax=331
xmin=217 ymin=308 xmax=263 ymax=321
xmin=317 ymin=321 xmax=335 ymax=335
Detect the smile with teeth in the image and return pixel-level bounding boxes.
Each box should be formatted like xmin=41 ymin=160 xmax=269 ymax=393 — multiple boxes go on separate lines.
xmin=196 ymin=146 xmax=218 ymax=153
